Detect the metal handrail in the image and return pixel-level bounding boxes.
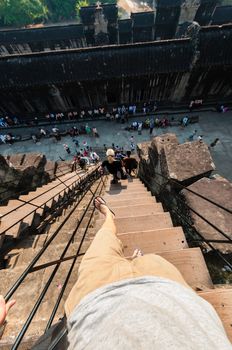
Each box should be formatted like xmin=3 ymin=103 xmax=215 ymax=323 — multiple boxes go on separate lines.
xmin=0 ymin=164 xmax=75 ymax=202
xmin=169 ymin=203 xmax=232 ymax=270
xmin=141 ymin=173 xmax=232 ymax=244
xmin=29 ymin=253 xmax=85 ymax=273
xmin=45 ymin=176 xmax=107 ymax=331
xmin=9 ymin=171 xmax=105 ymax=349
xmin=0 ymin=168 xmax=98 ymax=237
xmin=5 ymin=166 xmax=101 ymax=301
xmin=0 ymin=168 xmax=85 ymax=220
xmin=0 ymin=162 xmax=72 ymax=188
xmin=139 ymin=174 xmax=232 ymax=268
xmin=153 ymin=171 xmax=232 ymax=215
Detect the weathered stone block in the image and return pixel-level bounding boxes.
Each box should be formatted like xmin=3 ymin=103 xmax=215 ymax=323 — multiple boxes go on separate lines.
xmin=0 ymin=233 xmax=5 ymax=249
xmin=21 ymin=153 xmax=46 ymax=171
xmin=137 ymin=141 xmax=151 ymax=161
xmin=181 ymin=176 xmax=232 ymax=254
xmin=44 ymin=160 xmax=57 ymax=180
xmin=162 ymin=140 xmax=215 ymax=183
xmin=151 ymin=133 xmax=179 ymax=156
xmin=8 ymin=154 xmax=25 ymax=168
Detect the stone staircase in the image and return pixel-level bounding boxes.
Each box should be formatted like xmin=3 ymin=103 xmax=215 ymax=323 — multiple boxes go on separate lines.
xmin=0 ymin=175 xmax=231 ymax=348
xmin=0 ymin=173 xmax=103 ymax=349
xmin=97 ymin=178 xmax=232 ymax=343
xmin=0 ymin=165 xmax=97 ymax=249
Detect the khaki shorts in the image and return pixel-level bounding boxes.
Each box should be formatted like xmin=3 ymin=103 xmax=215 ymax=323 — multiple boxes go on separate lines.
xmin=65 ymin=226 xmax=189 ymax=317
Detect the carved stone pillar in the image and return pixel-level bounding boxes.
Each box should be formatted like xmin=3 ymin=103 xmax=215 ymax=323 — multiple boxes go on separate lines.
xmin=48 ymin=84 xmax=66 ymax=110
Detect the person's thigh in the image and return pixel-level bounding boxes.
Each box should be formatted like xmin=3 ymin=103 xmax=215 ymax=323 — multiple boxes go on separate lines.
xmin=83 ymin=228 xmax=124 ymax=259
xmin=65 ymin=255 xmax=133 ymax=316
xmin=132 ymin=254 xmax=190 ymax=289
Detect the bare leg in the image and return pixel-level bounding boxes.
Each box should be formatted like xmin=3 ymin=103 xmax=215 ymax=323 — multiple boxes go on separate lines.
xmin=84 ymin=197 xmax=123 ymax=258
xmin=65 ymin=198 xmax=124 ymax=315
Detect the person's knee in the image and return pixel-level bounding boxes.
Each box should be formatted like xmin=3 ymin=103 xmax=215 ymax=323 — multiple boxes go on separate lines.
xmin=133 ymin=254 xmax=177 ymax=274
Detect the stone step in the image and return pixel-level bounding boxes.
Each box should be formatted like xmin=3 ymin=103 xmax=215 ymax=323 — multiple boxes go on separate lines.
xmin=20 ymin=183 xmax=66 ymax=201
xmin=104 ymin=187 xmax=149 ymax=196
xmin=104 ymin=183 xmax=147 ymax=192
xmin=106 ymin=182 xmax=145 ymax=190
xmin=103 ymin=193 xmax=153 ymax=203
xmin=1 ymin=199 xmax=24 ymax=212
xmin=0 ymin=268 xmax=54 ymax=347
xmin=11 ymin=243 xmax=78 ymax=270
xmin=198 ymin=288 xmax=232 ymax=342
xmin=115 ymin=178 xmax=141 ymax=183
xmin=22 ymin=183 xmax=74 ymax=211
xmin=96 ymin=213 xmax=173 ymax=233
xmin=108 ymin=197 xmax=157 ymax=208
xmin=158 ymin=248 xmax=213 ymax=290
xmin=0 ymin=203 xmax=40 ymax=238
xmin=118 ymin=227 xmax=188 ymax=255
xmin=98 ymin=203 xmax=164 ymax=219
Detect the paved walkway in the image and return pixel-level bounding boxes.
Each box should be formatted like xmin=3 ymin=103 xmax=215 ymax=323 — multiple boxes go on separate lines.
xmin=0 ymin=111 xmax=232 ymax=181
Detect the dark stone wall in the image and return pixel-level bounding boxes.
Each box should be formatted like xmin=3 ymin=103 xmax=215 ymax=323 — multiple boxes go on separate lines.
xmin=0 ymin=26 xmax=232 ymax=116
xmin=0 ymin=2 xmax=230 ymax=56
xmin=0 ymin=5 xmax=232 ymax=116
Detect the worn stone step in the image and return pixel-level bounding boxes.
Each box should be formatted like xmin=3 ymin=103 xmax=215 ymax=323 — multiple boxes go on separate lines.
xmin=198 ymin=288 xmax=232 ymax=342
xmin=0 ymin=203 xmax=40 ymax=238
xmin=104 ymin=184 xmax=147 ymax=192
xmin=103 ymin=194 xmax=153 ymax=204
xmin=105 ymin=184 xmax=148 ymax=191
xmin=103 ymin=190 xmax=150 ymax=198
xmin=110 ymin=178 xmax=141 ymax=183
xmin=118 ymin=227 xmax=188 ymax=255
xmin=158 ymin=247 xmax=213 ymax=290
xmin=107 ymin=197 xmax=157 ymax=208
xmin=7 ymin=199 xmax=44 ymax=217
xmin=22 ymin=181 xmax=75 ymax=211
xmin=98 ymin=203 xmax=164 ymax=219
xmin=0 ymin=200 xmax=26 ymax=213
xmin=0 ymin=269 xmax=51 ymax=348
xmin=105 ymin=180 xmax=144 ymax=187
xmin=12 ymin=243 xmax=78 ymax=270
xmin=96 ymin=213 xmax=173 ymax=233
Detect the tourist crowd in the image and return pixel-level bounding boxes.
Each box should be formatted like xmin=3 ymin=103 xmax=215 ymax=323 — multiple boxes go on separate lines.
xmin=0 ymin=102 xmax=158 ymax=129
xmin=0 ymin=99 xmax=229 ymax=131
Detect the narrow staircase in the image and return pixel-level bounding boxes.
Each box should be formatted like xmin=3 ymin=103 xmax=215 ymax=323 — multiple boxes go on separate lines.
xmin=97 ymin=177 xmax=232 ymax=343
xmin=0 ymin=175 xmax=231 ymax=348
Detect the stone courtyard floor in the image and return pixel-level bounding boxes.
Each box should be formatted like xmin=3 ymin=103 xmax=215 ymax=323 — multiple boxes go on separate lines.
xmin=0 ymin=110 xmax=232 ymax=181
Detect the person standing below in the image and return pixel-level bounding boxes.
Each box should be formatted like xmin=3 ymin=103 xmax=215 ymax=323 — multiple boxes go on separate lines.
xmin=132 ymin=104 xmax=136 ymax=115
xmin=52 ymin=126 xmax=60 ymax=141
xmin=72 ymin=155 xmax=78 ymax=171
xmin=40 ymin=128 xmax=47 ymax=137
xmin=92 ymin=127 xmax=99 ymax=137
xmin=130 ymin=135 xmax=134 ymax=144
xmin=182 ymin=116 xmax=189 ymax=127
xmin=90 ymin=151 xmax=100 ymax=164
xmin=188 ymin=130 xmax=197 ymax=141
xmin=210 ymin=138 xmax=220 ymax=148
xmin=149 ymin=118 xmax=155 ymax=135
xmin=130 ymin=142 xmax=135 ymax=152
xmin=101 ymin=149 xmax=126 ymax=184
xmin=138 ymin=122 xmax=143 ymax=135
xmin=77 ymin=156 xmax=88 ymax=171
xmin=123 ymin=151 xmax=138 ymax=176
xmin=63 ymin=144 xmax=71 ymax=154
xmin=31 ymin=134 xmax=38 ymax=143
xmin=85 ymin=124 xmax=91 ymax=135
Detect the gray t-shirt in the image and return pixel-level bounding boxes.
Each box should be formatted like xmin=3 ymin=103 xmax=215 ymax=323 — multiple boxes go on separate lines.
xmin=67 ymin=276 xmax=231 ymax=350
